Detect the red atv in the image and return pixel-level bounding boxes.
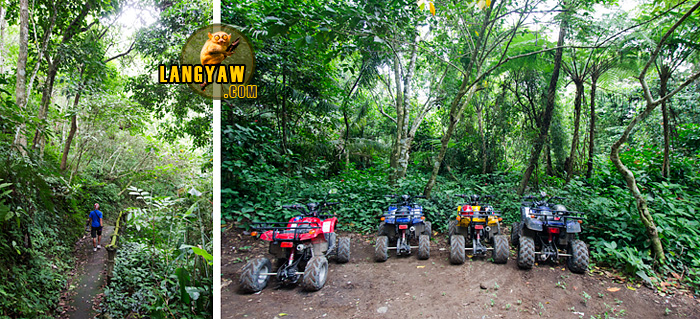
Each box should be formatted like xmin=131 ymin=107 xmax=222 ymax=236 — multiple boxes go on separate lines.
xmin=239 ymin=202 xmax=350 ymax=292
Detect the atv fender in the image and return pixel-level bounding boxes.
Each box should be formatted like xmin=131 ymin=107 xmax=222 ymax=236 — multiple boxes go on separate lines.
xmin=520 ymin=207 xmax=531 ymax=220
xmin=312 ymin=237 xmax=329 ymax=256
xmin=524 ymin=217 xmax=543 ymax=232
xmin=412 ymin=222 xmax=427 ymax=235
xmin=566 ymin=220 xmax=581 ymax=233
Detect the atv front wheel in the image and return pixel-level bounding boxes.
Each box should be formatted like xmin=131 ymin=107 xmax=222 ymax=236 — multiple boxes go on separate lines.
xmin=492 ymin=235 xmax=509 ymax=264
xmin=240 ymin=257 xmax=272 ymax=293
xmin=447 ymin=220 xmax=457 ymax=244
xmin=375 ymin=236 xmax=389 ymax=262
xmin=336 ymin=237 xmax=351 ymax=263
xmin=449 ymin=235 xmax=466 ymax=264
xmin=417 ymin=235 xmax=430 ymax=260
xmin=567 ymin=239 xmax=589 ymax=274
xmin=510 ymin=222 xmax=521 ymax=246
xmin=517 ymin=236 xmax=535 ymax=269
xmin=423 ymin=221 xmax=432 ymax=237
xmin=377 ymin=222 xmax=387 ymax=237
xmin=302 ymin=256 xmax=328 ymax=291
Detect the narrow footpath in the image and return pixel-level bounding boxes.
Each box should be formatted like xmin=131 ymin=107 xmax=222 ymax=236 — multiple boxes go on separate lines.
xmin=61 ymin=225 xmax=115 ymax=319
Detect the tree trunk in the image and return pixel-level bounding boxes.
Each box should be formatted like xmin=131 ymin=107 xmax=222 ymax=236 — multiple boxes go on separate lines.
xmin=281 ymin=73 xmax=288 ymax=155
xmin=565 ymin=80 xmax=584 ymax=182
xmin=32 ymin=2 xmax=92 ymax=152
xmin=32 ymin=61 xmax=60 ymax=152
xmin=545 ymin=143 xmax=554 ymax=176
xmin=27 ymin=3 xmax=56 ymax=97
xmin=659 ymin=67 xmax=671 ymax=179
xmin=60 ymin=114 xmax=78 ymax=171
xmin=13 ymin=0 xmax=29 ymax=153
xmin=586 ymin=73 xmax=598 ymax=179
xmin=60 ymin=67 xmax=85 ymax=172
xmin=612 ymin=0 xmax=700 ymax=262
xmin=389 ymin=55 xmax=404 ymax=185
xmin=423 ymin=1 xmax=503 ymax=196
xmin=396 ymin=36 xmax=418 ymax=179
xmin=0 ymin=5 xmax=6 ymax=73
xmin=610 ymin=104 xmax=665 ymax=261
xmin=517 ymin=13 xmax=568 ymax=196
xmin=343 ymin=110 xmax=351 ymax=169
xmin=477 ymin=105 xmax=488 ymax=174
xmin=423 ymin=85 xmax=475 ymax=196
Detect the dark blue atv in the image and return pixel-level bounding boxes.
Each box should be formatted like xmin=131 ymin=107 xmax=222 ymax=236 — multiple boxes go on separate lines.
xmin=512 ymin=192 xmax=589 ymax=273
xmin=375 ymin=195 xmax=431 ymax=261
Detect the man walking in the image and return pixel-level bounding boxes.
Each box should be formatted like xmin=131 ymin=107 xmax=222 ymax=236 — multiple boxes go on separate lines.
xmin=89 ymin=204 xmax=103 ymax=252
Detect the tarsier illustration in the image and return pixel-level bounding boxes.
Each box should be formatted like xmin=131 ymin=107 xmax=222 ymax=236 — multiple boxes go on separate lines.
xmin=199 ymin=31 xmax=241 ymax=91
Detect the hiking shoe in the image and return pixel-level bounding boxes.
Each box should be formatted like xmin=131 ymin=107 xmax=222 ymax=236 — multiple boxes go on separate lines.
xmin=93 ymin=247 xmax=97 ymax=252
xmin=97 ymin=245 xmax=101 ymax=249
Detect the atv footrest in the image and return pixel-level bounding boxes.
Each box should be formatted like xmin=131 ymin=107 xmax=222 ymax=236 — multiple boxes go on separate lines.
xmin=533 ymin=252 xmax=571 ymax=257
xmin=260 ymin=272 xmax=305 ymax=276
xmin=465 ymin=247 xmax=493 ymax=251
xmin=387 ymin=246 xmax=419 ymax=250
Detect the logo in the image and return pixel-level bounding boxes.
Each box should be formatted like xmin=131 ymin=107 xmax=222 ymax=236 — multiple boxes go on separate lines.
xmin=158 ymin=24 xmax=256 ymax=99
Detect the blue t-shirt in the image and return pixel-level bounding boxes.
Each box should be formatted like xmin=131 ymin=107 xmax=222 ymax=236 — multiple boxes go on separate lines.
xmin=89 ymin=210 xmax=103 ymax=227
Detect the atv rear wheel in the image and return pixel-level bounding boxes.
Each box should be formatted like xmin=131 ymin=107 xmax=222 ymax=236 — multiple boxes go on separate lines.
xmin=447 ymin=220 xmax=457 ymax=244
xmin=510 ymin=222 xmax=521 ymax=246
xmin=375 ymin=236 xmax=389 ymax=262
xmin=302 ymin=256 xmax=328 ymax=291
xmin=567 ymin=239 xmax=589 ymax=274
xmin=492 ymin=235 xmax=509 ymax=264
xmin=517 ymin=236 xmax=535 ymax=269
xmin=326 ymin=232 xmax=337 ymax=254
xmin=417 ymin=235 xmax=430 ymax=260
xmin=240 ymin=257 xmax=272 ymax=293
xmin=336 ymin=237 xmax=351 ymax=263
xmin=449 ymin=235 xmax=466 ymax=264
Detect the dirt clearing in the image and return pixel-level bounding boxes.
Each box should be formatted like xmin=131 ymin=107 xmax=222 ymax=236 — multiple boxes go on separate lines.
xmin=222 ymin=229 xmax=700 ymax=318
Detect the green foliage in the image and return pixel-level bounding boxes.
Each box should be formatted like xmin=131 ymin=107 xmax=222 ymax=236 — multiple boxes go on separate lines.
xmin=103 ymin=186 xmax=213 ymax=318
xmin=0 ymin=152 xmax=83 ymax=317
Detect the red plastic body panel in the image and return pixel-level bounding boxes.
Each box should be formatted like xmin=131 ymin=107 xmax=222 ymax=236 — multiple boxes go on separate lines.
xmin=258 ymin=216 xmax=338 ymax=242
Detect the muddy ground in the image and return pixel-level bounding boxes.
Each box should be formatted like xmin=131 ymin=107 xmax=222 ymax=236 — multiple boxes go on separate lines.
xmin=222 ymin=228 xmax=700 ymax=319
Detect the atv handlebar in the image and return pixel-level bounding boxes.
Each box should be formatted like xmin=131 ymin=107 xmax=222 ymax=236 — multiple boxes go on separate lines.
xmin=530 ymin=207 xmax=585 ymax=215
xmin=324 ymin=202 xmax=339 ymax=206
xmin=386 ymin=194 xmax=425 ymax=198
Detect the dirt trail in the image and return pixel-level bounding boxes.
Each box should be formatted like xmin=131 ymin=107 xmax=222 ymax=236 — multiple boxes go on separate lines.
xmin=61 ymin=225 xmax=114 ymax=319
xmin=222 ymin=229 xmax=700 ymax=319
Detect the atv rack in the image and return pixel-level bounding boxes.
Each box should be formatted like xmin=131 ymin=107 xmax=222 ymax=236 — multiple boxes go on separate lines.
xmin=526 ymin=209 xmax=585 ymax=225
xmin=251 ymin=222 xmax=322 ymax=242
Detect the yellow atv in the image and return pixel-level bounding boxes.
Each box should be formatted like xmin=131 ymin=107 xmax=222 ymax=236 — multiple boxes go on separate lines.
xmin=448 ymin=194 xmax=508 ymax=264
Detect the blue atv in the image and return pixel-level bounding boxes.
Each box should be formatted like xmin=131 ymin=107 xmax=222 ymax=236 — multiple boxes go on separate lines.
xmin=375 ymin=195 xmax=431 ymax=261
xmin=512 ymin=192 xmax=588 ymax=273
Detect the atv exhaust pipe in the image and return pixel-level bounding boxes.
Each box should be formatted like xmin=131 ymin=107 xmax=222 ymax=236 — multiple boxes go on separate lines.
xmin=409 ymin=226 xmax=415 ymax=232
xmin=485 ymin=226 xmax=491 ymax=232
xmin=296 ymin=244 xmax=305 ymax=251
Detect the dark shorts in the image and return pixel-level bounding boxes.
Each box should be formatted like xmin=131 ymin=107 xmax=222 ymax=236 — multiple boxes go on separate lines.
xmin=91 ymin=226 xmax=103 ymax=238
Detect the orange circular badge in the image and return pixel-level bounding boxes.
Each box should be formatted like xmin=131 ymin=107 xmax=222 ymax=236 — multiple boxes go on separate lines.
xmin=178 ymin=24 xmax=255 ymax=99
